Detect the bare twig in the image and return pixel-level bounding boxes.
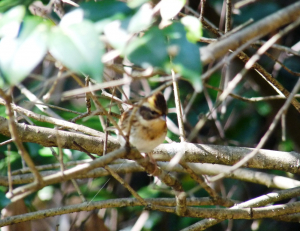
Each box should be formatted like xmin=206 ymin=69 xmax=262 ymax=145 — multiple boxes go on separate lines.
xmin=254 ymin=40 xmax=300 ymax=57
xmin=180 ymin=162 xmax=220 ymax=199
xmin=0 ymin=138 xmax=13 ymax=146
xmin=7 ymin=144 xmax=13 ymax=194
xmin=7 ymin=147 xmax=130 ymax=201
xmin=0 ymin=197 xmax=234 ymax=227
xmin=0 ymin=89 xmax=44 ymax=192
xmin=16 ymin=83 xmax=62 ymax=119
xmin=225 ymin=0 xmax=232 ymax=33
xmin=199 ymin=0 xmax=205 ymax=22
xmin=4 ymin=161 xmax=300 ymax=190
xmin=234 ymin=0 xmax=259 ymax=9
xmin=62 ymin=78 xmax=131 ymax=99
xmin=43 ymin=67 xmax=62 ymax=102
xmin=185 ymin=186 xmax=300 ymax=230
xmin=210 ymin=77 xmax=300 ymax=182
xmin=172 ymin=69 xmax=186 ymax=142
xmin=0 ymin=98 xmax=105 ymax=138
xmin=200 ymin=2 xmax=300 ymax=65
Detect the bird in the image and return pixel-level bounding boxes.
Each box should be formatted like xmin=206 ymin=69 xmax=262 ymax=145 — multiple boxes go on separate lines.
xmin=117 ymin=92 xmax=168 ymax=153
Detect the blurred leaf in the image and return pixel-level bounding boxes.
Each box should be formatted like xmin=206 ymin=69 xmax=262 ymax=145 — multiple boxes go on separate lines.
xmin=104 ymin=19 xmax=132 ymax=52
xmin=137 ymin=185 xmax=160 ymax=198
xmin=49 ymin=20 xmax=104 ymax=82
xmin=39 ymin=147 xmax=57 ymax=157
xmin=0 ymin=0 xmax=34 ymax=12
xmin=234 ymin=2 xmax=279 ymax=25
xmin=160 ymin=0 xmax=186 ymax=20
xmin=37 ymin=186 xmax=54 ymax=201
xmin=127 ymin=0 xmax=149 ymax=8
xmin=164 ymin=22 xmax=202 ymax=92
xmin=256 ymin=101 xmax=271 ymax=116
xmin=126 ymin=26 xmax=169 ymax=69
xmin=278 ymin=140 xmax=294 ymax=152
xmin=181 ymin=15 xmax=202 ymax=43
xmin=0 ymin=151 xmax=21 ymax=174
xmin=59 ymin=8 xmax=85 ymax=28
xmin=0 ymin=16 xmax=51 ymax=86
xmin=78 ymin=0 xmax=133 ymax=22
xmin=0 ymin=5 xmax=26 ymax=37
xmin=144 ymin=212 xmax=163 ymax=229
xmin=125 ymin=22 xmax=202 ymax=92
xmin=127 ymin=3 xmax=153 ymax=33
xmin=0 ymin=187 xmax=10 ymax=208
xmin=104 ymin=3 xmax=153 ymax=52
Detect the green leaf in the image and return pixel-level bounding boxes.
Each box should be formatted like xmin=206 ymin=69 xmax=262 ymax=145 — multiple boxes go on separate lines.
xmin=0 ymin=0 xmax=34 ymax=13
xmin=181 ymin=15 xmax=202 ymax=43
xmin=0 ymin=5 xmax=26 ymax=37
xmin=104 ymin=3 xmax=153 ymax=53
xmin=104 ymin=19 xmax=132 ymax=52
xmin=164 ymin=22 xmax=202 ymax=92
xmin=38 ymin=186 xmax=54 ymax=201
xmin=49 ymin=20 xmax=104 ymax=82
xmin=160 ymin=0 xmax=186 ymax=20
xmin=0 ymin=16 xmax=50 ymax=86
xmin=127 ymin=0 xmax=149 ymax=8
xmin=126 ymin=26 xmax=169 ymax=69
xmin=39 ymin=147 xmax=58 ymax=157
xmin=78 ymin=0 xmax=133 ymax=22
xmin=127 ymin=3 xmax=153 ymax=33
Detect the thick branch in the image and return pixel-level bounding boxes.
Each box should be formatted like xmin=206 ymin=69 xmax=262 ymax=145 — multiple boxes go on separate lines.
xmin=0 ymin=116 xmax=119 ymax=155
xmin=2 ymin=197 xmax=300 ymax=227
xmin=7 ymin=147 xmax=131 ymax=200
xmin=1 ymin=116 xmax=300 ymax=174
xmin=154 ymin=143 xmax=300 ymax=174
xmin=200 ymin=1 xmax=300 ymax=65
xmin=0 ymin=197 xmax=234 ymax=227
xmin=1 ymin=162 xmax=299 ymax=190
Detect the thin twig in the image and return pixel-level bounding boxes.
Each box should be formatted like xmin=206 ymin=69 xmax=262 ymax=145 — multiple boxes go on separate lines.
xmin=203 ymin=87 xmax=225 ymax=138
xmin=180 ymin=162 xmax=220 ymax=200
xmin=172 ymin=70 xmax=186 ymax=142
xmin=16 ymin=83 xmax=62 ymax=119
xmin=201 ymin=34 xmax=262 ymax=81
xmin=185 ymin=186 xmax=300 ymax=230
xmin=186 ymin=5 xmax=300 ymax=114
xmin=189 ymin=18 xmax=300 ymax=141
xmin=210 ymin=77 xmax=300 ymax=182
xmin=43 ymin=66 xmax=62 ymax=102
xmin=254 ymin=40 xmax=300 ymax=57
xmin=24 ymin=101 xmax=82 ymax=115
xmin=199 ymin=0 xmax=205 ymax=22
xmin=0 ymin=89 xmax=44 ymax=191
xmin=62 ymin=78 xmax=131 ymax=99
xmin=0 ymin=98 xmax=105 ymax=138
xmin=0 ymin=138 xmax=13 ymax=146
xmin=234 ymin=0 xmax=259 ymax=9
xmin=7 ymin=144 xmax=13 ymax=194
xmin=7 ymin=147 xmax=129 ymax=201
xmin=204 ymin=84 xmax=300 ymax=102
xmin=219 ymin=17 xmax=300 ymax=102
xmin=225 ymin=0 xmax=232 ymax=33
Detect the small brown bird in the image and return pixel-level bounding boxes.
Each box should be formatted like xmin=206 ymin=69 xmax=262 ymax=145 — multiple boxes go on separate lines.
xmin=117 ymin=92 xmax=168 ymax=153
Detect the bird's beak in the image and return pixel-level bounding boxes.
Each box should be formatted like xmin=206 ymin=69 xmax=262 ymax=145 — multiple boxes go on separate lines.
xmin=160 ymin=114 xmax=166 ymax=121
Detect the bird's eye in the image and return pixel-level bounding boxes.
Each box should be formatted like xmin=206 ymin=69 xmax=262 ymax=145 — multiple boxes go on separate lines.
xmin=140 ymin=106 xmax=160 ymax=120
xmin=150 ymin=110 xmax=158 ymax=116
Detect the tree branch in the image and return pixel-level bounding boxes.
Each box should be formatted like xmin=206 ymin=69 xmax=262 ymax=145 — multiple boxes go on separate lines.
xmin=200 ymin=1 xmax=300 ymax=65
xmin=1 ymin=115 xmax=300 ymax=174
